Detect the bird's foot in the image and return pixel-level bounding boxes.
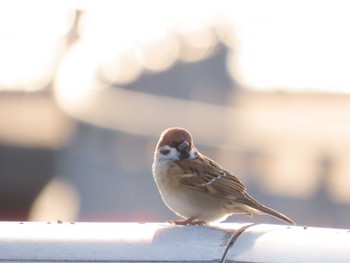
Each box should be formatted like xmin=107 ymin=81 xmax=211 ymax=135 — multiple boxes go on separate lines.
xmin=168 ymin=217 xmax=207 ymax=226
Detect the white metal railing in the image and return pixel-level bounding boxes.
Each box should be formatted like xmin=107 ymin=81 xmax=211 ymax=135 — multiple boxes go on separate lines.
xmin=0 ymin=222 xmax=349 ymax=262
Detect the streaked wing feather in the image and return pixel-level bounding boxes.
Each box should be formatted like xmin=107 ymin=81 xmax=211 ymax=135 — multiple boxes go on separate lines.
xmin=175 ymin=154 xmax=296 ymax=225
xmin=176 ymin=155 xmax=247 ymax=200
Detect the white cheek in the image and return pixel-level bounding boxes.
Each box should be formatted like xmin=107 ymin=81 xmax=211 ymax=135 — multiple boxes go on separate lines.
xmin=188 ymin=149 xmax=198 ymax=159
xmin=156 ymin=145 xmax=180 ymax=161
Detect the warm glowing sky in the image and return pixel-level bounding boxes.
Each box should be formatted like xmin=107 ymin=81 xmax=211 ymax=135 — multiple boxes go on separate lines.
xmin=1 ymin=0 xmax=350 ymax=93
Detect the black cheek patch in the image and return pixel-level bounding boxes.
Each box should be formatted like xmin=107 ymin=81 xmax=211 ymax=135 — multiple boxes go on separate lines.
xmin=160 ymin=149 xmax=170 ymax=155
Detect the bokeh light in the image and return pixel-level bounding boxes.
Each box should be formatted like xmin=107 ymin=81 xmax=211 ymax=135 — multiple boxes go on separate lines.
xmin=1 ymin=0 xmax=350 ymax=228
xmin=0 ymin=2 xmax=75 ymax=91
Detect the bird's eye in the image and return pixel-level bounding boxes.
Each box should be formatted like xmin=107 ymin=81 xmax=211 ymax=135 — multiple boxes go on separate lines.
xmin=160 ymin=149 xmax=170 ymax=155
xmin=169 ymin=142 xmax=177 ymax=147
xmin=177 ymin=140 xmax=190 ymax=151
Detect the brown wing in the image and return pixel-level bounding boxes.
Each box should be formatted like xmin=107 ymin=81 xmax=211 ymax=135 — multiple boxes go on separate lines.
xmin=176 ymin=154 xmax=247 ymax=200
xmin=176 ymin=155 xmax=296 ymax=225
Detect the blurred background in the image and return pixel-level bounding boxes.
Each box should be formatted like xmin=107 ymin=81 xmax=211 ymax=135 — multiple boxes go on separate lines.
xmin=1 ymin=0 xmax=350 ymax=228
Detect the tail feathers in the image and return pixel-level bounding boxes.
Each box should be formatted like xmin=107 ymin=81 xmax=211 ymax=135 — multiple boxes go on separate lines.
xmin=256 ymin=203 xmax=296 ymax=225
xmin=240 ymin=194 xmax=296 ymax=225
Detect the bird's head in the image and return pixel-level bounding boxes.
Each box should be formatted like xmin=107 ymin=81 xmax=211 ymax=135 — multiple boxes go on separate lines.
xmin=155 ymin=127 xmax=198 ymax=161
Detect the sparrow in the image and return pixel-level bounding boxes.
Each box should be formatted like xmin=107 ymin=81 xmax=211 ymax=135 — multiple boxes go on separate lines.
xmin=152 ymin=127 xmax=295 ymax=225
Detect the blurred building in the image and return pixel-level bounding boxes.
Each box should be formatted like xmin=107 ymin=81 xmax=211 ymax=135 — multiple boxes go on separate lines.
xmin=1 ymin=1 xmax=350 ymax=228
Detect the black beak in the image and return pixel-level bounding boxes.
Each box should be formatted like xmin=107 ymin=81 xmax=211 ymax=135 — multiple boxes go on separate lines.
xmin=177 ymin=140 xmax=190 ymax=151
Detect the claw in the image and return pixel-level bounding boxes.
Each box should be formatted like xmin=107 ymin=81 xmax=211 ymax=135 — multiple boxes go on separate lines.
xmin=168 ymin=217 xmax=207 ymax=226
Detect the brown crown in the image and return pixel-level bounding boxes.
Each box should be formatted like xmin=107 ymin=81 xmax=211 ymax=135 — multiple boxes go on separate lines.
xmin=157 ymin=127 xmax=193 ymax=149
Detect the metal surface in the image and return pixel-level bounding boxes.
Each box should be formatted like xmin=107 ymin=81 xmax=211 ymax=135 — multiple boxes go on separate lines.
xmin=226 ymin=224 xmax=350 ymax=263
xmin=0 ymin=222 xmax=239 ymax=262
xmin=0 ymin=222 xmax=349 ymax=262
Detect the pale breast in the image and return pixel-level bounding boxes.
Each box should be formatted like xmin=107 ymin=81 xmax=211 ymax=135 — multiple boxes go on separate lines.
xmin=152 ymin=159 xmax=230 ymax=222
